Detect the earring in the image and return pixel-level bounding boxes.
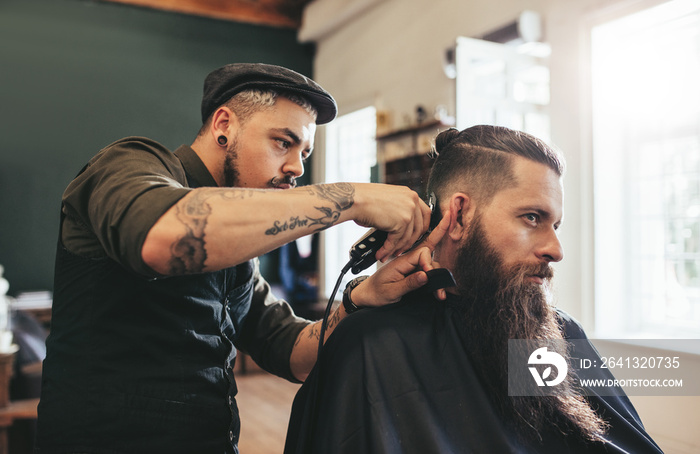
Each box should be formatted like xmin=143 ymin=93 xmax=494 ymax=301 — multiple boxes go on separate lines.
xmin=217 ymin=135 xmax=228 ymax=146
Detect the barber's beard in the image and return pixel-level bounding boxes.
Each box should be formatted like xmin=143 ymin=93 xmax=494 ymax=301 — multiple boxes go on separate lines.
xmin=222 ymin=138 xmax=297 ymax=189
xmin=452 ymin=220 xmax=607 ymax=445
xmin=223 ymin=138 xmax=241 ymax=187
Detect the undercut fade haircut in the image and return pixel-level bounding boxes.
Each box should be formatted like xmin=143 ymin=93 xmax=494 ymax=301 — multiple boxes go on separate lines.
xmin=426 ymin=125 xmax=565 ymax=206
xmin=198 ymin=88 xmax=317 ymax=136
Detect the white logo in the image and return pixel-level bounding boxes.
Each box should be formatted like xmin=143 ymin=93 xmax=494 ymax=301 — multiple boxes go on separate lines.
xmin=528 ymin=347 xmax=567 ymax=387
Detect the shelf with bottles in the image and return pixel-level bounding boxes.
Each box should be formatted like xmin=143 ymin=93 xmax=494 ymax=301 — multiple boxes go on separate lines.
xmin=375 ymin=107 xmax=453 ymax=197
xmin=376 ymin=118 xmax=454 ymax=164
xmin=383 ymin=153 xmax=435 ymax=198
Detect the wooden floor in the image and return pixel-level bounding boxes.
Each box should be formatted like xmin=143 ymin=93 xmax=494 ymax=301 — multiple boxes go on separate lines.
xmin=236 ymin=370 xmax=302 ymax=454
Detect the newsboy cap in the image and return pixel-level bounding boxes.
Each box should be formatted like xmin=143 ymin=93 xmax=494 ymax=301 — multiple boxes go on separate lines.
xmin=201 ymin=63 xmax=337 ymax=125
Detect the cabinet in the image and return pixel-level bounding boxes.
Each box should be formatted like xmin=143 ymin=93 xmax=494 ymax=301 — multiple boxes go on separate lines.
xmin=376 ymin=119 xmax=453 ymax=197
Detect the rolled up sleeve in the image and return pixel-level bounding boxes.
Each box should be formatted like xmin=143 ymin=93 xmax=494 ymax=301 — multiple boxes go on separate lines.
xmin=236 ymin=260 xmax=311 ymax=382
xmin=62 ymin=137 xmax=190 ymax=277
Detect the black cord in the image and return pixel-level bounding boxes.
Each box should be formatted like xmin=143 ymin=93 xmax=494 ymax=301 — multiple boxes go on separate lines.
xmin=316 ymin=258 xmax=353 ymax=361
xmin=299 ymin=259 xmax=354 ymax=447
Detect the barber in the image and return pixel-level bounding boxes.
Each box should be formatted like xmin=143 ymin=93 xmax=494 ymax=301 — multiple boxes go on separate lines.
xmin=36 ymin=63 xmax=432 ymax=453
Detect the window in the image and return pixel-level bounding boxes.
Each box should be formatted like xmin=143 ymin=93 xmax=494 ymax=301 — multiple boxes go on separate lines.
xmin=592 ymin=0 xmax=700 ymax=338
xmin=455 ymin=36 xmax=551 ymax=142
xmin=322 ymin=106 xmax=377 ymax=298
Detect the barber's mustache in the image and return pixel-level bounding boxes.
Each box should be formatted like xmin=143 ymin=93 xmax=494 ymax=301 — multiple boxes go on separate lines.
xmin=269 ymin=174 xmax=297 ymax=188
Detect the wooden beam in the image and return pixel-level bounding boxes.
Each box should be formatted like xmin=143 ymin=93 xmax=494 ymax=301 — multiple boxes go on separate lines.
xmin=100 ymin=0 xmax=308 ymax=29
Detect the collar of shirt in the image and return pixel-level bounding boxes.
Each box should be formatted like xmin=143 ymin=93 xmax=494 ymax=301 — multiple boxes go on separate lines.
xmin=174 ymin=145 xmax=218 ymax=188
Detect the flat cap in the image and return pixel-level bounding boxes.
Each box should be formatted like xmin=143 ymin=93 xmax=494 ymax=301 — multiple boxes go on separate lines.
xmin=201 ymin=63 xmax=337 ymax=125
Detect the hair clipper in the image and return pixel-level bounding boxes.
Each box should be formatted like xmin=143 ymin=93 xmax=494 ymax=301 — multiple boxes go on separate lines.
xmin=349 ymin=192 xmax=442 ymax=274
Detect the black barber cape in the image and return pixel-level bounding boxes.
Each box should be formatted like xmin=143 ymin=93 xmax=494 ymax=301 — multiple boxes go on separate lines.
xmin=284 ymin=288 xmax=664 ymax=454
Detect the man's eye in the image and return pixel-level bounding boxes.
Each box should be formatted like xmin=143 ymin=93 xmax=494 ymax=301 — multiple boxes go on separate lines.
xmin=276 ymin=139 xmax=291 ymax=149
xmin=524 ymin=213 xmax=539 ymax=224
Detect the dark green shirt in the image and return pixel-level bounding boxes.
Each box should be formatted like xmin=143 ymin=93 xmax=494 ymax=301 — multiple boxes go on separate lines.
xmin=37 ymin=137 xmax=309 ymax=453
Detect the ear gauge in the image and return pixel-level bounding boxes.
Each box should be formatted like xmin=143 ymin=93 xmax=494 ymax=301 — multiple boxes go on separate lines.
xmin=217 ymin=135 xmax=228 ymax=146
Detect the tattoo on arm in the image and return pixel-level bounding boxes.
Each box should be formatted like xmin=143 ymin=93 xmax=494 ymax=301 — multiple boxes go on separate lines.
xmin=265 ymin=183 xmax=356 ymax=236
xmin=327 ymin=308 xmax=342 ymax=331
xmin=294 ymin=323 xmax=320 ymax=347
xmin=167 ymin=184 xmax=354 ymax=271
xmin=293 ymin=307 xmax=343 ymax=349
xmin=167 ymin=190 xmax=213 ymax=274
xmin=167 ymin=188 xmax=260 ymax=274
xmin=265 ymin=216 xmax=309 ymax=236
xmin=307 ymin=324 xmax=321 ymax=341
xmin=219 ymin=188 xmax=258 ymax=200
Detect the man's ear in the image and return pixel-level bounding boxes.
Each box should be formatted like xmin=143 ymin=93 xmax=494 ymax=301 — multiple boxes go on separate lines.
xmin=447 ymin=193 xmax=476 ymax=241
xmin=211 ymin=106 xmax=240 ymax=140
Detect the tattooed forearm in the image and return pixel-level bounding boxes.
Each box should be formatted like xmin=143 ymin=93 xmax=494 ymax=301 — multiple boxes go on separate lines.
xmin=167 ymin=188 xmax=262 ymax=273
xmin=219 ymin=188 xmax=258 ymax=200
xmin=293 ymin=309 xmax=342 ymax=349
xmin=305 ymin=205 xmax=341 ymax=231
xmin=306 ymin=183 xmax=355 ymax=231
xmin=265 ymin=183 xmax=356 ymax=236
xmin=306 ymin=324 xmax=321 ymax=341
xmin=309 ymin=182 xmax=355 ymax=211
xmin=265 ymin=216 xmax=309 ymax=235
xmin=295 ymin=323 xmax=321 ymax=347
xmin=327 ymin=308 xmax=342 ymax=331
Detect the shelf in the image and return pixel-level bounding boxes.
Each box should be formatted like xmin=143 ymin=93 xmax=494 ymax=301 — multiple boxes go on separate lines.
xmin=383 ymin=153 xmax=434 ymax=197
xmin=376 ymin=119 xmax=451 ymax=141
xmin=376 ymin=118 xmax=453 ymax=197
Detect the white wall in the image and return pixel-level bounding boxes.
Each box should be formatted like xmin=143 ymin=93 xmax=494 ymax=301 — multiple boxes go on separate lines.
xmin=302 ymin=0 xmax=699 ymax=452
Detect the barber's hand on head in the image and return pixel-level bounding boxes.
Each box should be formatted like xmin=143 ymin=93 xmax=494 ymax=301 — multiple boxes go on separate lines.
xmin=353 ymin=184 xmax=432 ymax=262
xmin=350 ymin=212 xmax=451 ymax=308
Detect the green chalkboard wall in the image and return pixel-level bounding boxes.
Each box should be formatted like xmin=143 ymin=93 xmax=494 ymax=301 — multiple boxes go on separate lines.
xmin=0 ymin=0 xmax=315 ymax=293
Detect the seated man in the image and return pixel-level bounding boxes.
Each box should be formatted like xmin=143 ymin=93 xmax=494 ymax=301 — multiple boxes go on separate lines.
xmin=284 ymin=125 xmax=664 ymax=454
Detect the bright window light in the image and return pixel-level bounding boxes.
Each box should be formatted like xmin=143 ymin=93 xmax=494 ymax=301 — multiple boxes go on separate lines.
xmin=323 ymin=106 xmax=377 ymax=298
xmin=592 ymin=0 xmax=700 ymax=338
xmin=455 ymin=36 xmax=551 ymax=143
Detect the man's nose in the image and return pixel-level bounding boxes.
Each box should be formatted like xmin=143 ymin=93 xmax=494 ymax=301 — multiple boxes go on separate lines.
xmin=283 ymin=151 xmax=304 ymax=178
xmin=538 ymin=228 xmax=564 ymax=263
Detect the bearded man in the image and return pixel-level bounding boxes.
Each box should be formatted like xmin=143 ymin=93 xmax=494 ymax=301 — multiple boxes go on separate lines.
xmin=284 ymin=125 xmax=663 ymax=454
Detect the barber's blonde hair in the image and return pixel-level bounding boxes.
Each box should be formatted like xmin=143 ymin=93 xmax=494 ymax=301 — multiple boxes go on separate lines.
xmin=198 ymin=88 xmax=317 ymax=136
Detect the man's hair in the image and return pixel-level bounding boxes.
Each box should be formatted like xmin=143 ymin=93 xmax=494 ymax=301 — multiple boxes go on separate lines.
xmin=197 ymin=88 xmax=317 ymax=137
xmin=426 ymin=125 xmax=564 ymax=205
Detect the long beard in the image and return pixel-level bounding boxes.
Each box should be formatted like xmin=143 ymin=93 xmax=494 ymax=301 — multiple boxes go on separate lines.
xmin=451 ymin=219 xmax=607 ymax=445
